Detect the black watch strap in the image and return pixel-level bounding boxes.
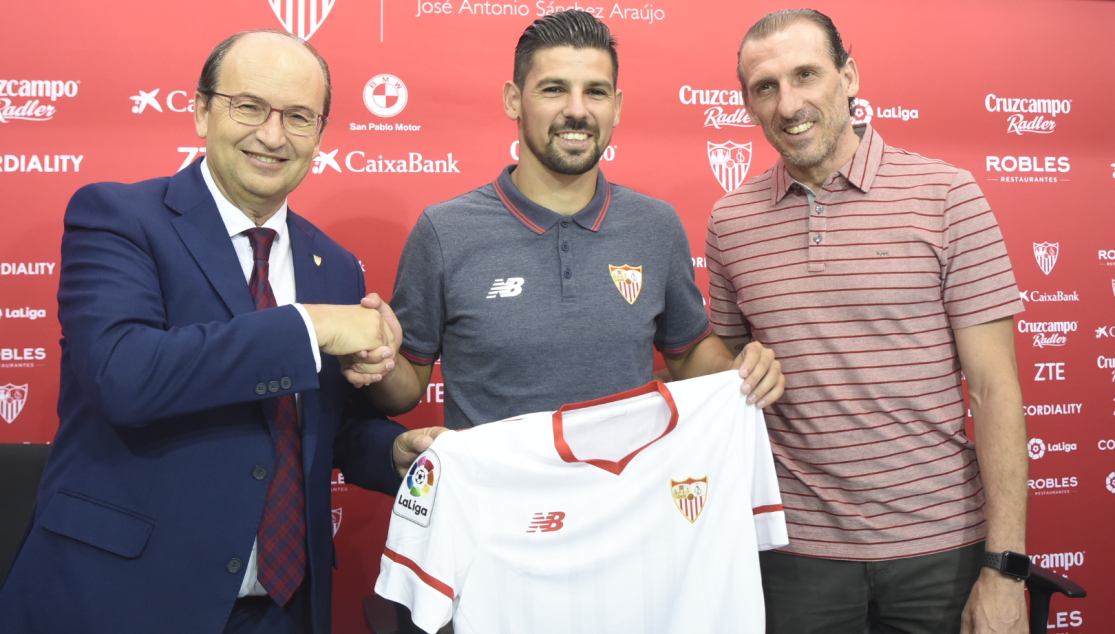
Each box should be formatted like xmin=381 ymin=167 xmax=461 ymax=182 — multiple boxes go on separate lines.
xmin=981 ymin=550 xmax=1031 ymax=580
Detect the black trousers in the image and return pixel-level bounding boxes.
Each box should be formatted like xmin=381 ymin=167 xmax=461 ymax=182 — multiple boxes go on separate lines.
xmin=223 ymin=578 xmax=313 ymax=634
xmin=759 ymin=542 xmax=984 ymax=634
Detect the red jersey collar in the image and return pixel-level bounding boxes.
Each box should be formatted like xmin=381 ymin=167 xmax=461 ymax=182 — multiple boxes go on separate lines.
xmin=552 ymin=381 xmax=679 ymax=475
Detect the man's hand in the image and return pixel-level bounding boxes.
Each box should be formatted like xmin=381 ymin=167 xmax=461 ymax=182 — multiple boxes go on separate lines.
xmin=731 ymin=340 xmax=784 ymax=408
xmin=960 ymin=569 xmax=1028 ymax=634
xmin=303 ymin=298 xmax=395 ymax=361
xmin=393 ymin=426 xmax=452 ymax=478
xmin=340 ymin=294 xmax=404 ymax=387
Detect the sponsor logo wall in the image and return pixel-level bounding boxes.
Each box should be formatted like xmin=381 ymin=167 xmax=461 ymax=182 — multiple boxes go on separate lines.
xmin=4 ymin=1 xmax=1113 ymax=631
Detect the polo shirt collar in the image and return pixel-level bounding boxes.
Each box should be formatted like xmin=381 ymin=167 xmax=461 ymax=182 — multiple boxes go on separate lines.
xmin=493 ymin=165 xmax=612 ymax=235
xmin=770 ymin=123 xmax=885 ymax=204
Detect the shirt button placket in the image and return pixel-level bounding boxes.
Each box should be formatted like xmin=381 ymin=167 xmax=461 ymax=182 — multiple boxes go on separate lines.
xmin=558 ymin=220 xmax=575 ymax=301
xmin=807 ymin=200 xmax=827 ymax=273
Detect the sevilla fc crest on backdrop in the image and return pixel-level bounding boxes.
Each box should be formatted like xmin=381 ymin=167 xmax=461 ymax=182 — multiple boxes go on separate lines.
xmin=609 ymin=265 xmax=643 ymax=304
xmin=1033 ymin=242 xmax=1059 ymax=275
xmin=708 ymin=141 xmax=751 ymax=193
xmin=270 ymin=0 xmax=334 ymax=40
xmin=0 ymin=383 xmax=28 ymax=424
xmin=671 ymin=476 xmax=709 ymax=523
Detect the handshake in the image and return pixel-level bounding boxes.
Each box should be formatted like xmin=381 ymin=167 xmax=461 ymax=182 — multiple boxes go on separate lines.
xmin=302 ymin=293 xmax=402 ymax=387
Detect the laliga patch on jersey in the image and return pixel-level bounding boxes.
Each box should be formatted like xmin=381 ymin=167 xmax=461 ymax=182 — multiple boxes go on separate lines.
xmin=609 ymin=264 xmax=643 ymax=304
xmin=671 ymin=476 xmax=709 ymax=523
xmin=394 ymin=451 xmax=440 ymax=527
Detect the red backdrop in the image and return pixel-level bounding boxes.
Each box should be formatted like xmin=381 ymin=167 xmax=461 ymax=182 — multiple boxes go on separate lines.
xmin=3 ymin=0 xmax=1113 ymax=631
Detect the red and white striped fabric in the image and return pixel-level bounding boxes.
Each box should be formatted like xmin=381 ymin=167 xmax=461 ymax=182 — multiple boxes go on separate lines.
xmin=376 ymin=371 xmax=786 ymax=634
xmin=705 ymin=125 xmax=1025 ymax=561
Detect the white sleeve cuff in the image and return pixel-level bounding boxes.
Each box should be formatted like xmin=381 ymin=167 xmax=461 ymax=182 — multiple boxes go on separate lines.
xmin=293 ymin=303 xmax=322 ymax=373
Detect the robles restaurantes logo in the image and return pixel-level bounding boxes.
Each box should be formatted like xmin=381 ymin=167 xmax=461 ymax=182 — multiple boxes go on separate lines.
xmin=1028 ymin=475 xmax=1077 ymax=495
xmin=0 ymin=384 xmax=28 ymax=424
xmin=270 ymin=0 xmax=334 ymax=40
xmin=1033 ymin=242 xmax=1059 ymax=275
xmin=985 ymin=94 xmax=1070 ymax=135
xmin=708 ymin=141 xmax=751 ymax=193
xmin=986 ymin=156 xmax=1069 ymax=183
xmin=363 ymin=75 xmax=408 ymax=118
xmin=1098 ymin=250 xmax=1115 ymax=266
xmin=678 ymin=86 xmax=753 ymax=130
xmin=0 ymin=79 xmax=80 ymax=123
xmin=851 ymin=98 xmax=918 ymax=126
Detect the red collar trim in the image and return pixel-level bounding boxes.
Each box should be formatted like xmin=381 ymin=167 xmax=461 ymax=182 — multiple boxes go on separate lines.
xmin=552 ymin=381 xmax=679 ymax=475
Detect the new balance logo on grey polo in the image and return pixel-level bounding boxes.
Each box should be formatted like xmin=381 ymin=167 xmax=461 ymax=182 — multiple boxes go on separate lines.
xmin=487 ymin=278 xmax=525 ymax=298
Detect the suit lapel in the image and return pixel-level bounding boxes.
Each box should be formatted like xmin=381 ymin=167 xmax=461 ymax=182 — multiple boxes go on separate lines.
xmin=167 ymin=161 xmax=255 ymax=316
xmin=289 ymin=211 xmax=326 ymax=474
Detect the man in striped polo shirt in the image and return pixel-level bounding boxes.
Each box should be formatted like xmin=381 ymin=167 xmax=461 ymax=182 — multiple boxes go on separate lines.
xmin=707 ymin=9 xmax=1029 ymax=634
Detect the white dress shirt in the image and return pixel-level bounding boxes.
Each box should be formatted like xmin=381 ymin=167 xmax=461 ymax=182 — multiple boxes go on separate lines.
xmin=200 ymin=158 xmax=321 ymax=598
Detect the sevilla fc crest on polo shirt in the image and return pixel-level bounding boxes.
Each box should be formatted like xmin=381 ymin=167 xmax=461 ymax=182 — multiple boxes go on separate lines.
xmin=609 ymin=264 xmax=643 ymax=304
xmin=671 ymin=476 xmax=709 ymax=523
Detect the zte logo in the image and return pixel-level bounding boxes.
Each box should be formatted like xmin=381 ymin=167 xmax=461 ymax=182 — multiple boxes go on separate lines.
xmin=486 ymin=278 xmax=525 ymax=299
xmin=526 ymin=511 xmax=566 ymax=533
xmin=1033 ymin=362 xmax=1065 ymax=381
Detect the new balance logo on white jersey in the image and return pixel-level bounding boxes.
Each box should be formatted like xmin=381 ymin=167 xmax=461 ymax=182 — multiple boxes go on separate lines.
xmin=487 ymin=278 xmax=524 ymax=299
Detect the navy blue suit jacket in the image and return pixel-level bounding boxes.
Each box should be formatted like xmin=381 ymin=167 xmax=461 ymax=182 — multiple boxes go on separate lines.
xmin=0 ymin=160 xmax=405 ymax=634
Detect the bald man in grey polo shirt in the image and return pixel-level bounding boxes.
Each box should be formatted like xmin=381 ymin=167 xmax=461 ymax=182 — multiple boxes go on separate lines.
xmin=351 ymin=10 xmax=784 ymax=427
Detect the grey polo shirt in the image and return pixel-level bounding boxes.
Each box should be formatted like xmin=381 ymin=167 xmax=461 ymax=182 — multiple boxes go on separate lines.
xmin=392 ymin=165 xmax=711 ymax=429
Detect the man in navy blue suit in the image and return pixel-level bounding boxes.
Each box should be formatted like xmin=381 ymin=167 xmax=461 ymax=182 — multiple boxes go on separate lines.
xmin=0 ymin=30 xmax=445 ymax=634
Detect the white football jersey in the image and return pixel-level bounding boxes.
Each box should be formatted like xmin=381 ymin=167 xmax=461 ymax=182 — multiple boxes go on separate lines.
xmin=375 ymin=371 xmax=788 ymax=634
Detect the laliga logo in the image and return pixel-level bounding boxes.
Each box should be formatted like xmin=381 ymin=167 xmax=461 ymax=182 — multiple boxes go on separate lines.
xmin=852 ymin=98 xmax=872 ymax=125
xmin=1107 ymin=472 xmax=1115 ymax=494
xmin=1033 ymin=242 xmax=1058 ymax=275
xmin=0 ymin=383 xmax=28 ymax=424
xmin=708 ymin=141 xmax=751 ymax=193
xmin=364 ymin=75 xmax=408 ymax=118
xmin=1028 ymin=438 xmax=1045 ymax=460
xmin=331 ymin=507 xmax=342 ymax=536
xmin=270 ymin=0 xmax=335 ymax=40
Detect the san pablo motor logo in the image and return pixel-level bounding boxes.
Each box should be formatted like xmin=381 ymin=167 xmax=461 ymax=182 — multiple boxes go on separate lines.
xmin=609 ymin=265 xmax=643 ymax=304
xmin=0 ymin=383 xmax=28 ymax=424
xmin=670 ymin=476 xmax=709 ymax=523
xmin=1033 ymin=242 xmax=1059 ymax=276
xmin=364 ymin=75 xmax=408 ymax=118
xmin=270 ymin=0 xmax=334 ymax=40
xmin=708 ymin=142 xmax=751 ymax=193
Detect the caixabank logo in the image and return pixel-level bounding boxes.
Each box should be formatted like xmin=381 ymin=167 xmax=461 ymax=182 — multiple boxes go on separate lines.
xmin=130 ymin=89 xmax=195 ymax=115
xmin=311 ymin=149 xmax=460 ymax=174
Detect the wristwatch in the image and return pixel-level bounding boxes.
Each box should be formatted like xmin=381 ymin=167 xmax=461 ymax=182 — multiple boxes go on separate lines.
xmin=981 ymin=550 xmax=1031 ymax=581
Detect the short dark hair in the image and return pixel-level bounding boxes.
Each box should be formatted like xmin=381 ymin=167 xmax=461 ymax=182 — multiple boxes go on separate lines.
xmin=196 ymin=28 xmax=332 ymax=119
xmin=513 ymin=10 xmax=618 ymax=88
xmin=738 ymin=9 xmax=853 ymax=115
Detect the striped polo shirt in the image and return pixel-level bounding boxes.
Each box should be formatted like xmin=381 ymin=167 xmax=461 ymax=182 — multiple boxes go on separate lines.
xmin=705 ymin=125 xmax=1024 ymax=560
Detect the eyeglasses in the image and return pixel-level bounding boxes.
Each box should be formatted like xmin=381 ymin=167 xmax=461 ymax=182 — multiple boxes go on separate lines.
xmin=204 ymin=91 xmax=326 ymax=137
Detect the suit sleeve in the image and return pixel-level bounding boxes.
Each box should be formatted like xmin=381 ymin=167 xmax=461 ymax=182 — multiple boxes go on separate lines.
xmin=375 ymin=443 xmax=477 ymax=634
xmin=333 ymin=392 xmax=407 ymax=495
xmin=749 ymin=407 xmax=789 ymax=551
xmin=58 ymin=183 xmax=319 ymax=426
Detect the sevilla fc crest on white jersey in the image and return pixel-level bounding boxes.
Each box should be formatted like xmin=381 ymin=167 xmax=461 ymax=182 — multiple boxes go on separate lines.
xmin=671 ymin=476 xmax=709 ymax=523
xmin=1033 ymin=242 xmax=1059 ymax=276
xmin=0 ymin=383 xmax=28 ymax=424
xmin=269 ymin=0 xmax=335 ymax=40
xmin=609 ymin=265 xmax=643 ymax=304
xmin=708 ymin=141 xmax=751 ymax=193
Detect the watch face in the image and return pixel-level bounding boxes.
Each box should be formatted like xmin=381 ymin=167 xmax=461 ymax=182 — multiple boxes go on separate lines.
xmin=1002 ymin=552 xmax=1031 ymax=577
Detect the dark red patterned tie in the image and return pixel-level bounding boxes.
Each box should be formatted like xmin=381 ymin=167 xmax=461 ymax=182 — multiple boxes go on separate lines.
xmin=245 ymin=227 xmax=306 ymax=606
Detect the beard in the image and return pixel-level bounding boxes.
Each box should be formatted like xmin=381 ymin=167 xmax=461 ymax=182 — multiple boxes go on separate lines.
xmin=522 ymin=117 xmax=604 ymax=176
xmin=758 ymin=96 xmax=851 ymax=170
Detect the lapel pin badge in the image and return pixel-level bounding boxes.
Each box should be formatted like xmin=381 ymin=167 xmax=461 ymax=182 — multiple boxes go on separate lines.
xmin=313 ymin=255 xmax=322 ymax=266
